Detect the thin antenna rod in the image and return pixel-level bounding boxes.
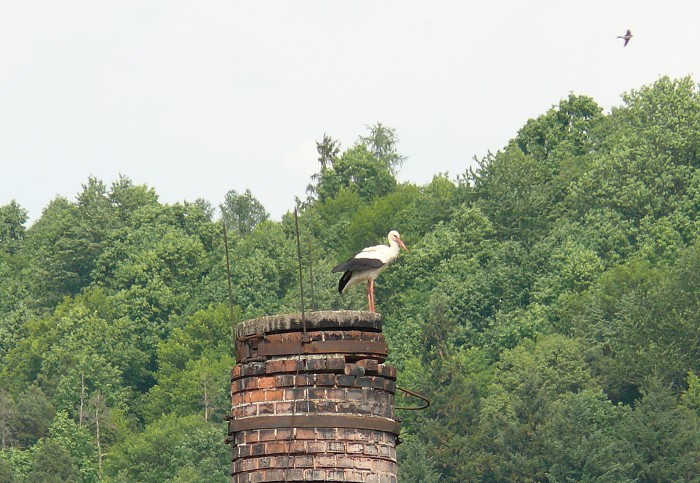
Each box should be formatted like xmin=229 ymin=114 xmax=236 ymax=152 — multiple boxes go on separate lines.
xmin=221 ymin=210 xmax=236 ymax=349
xmin=307 ymin=232 xmax=317 ymax=311
xmin=293 ymin=206 xmax=307 ymax=338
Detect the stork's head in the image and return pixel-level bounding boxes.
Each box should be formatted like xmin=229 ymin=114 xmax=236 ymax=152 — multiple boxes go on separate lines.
xmin=388 ymin=230 xmax=408 ymax=252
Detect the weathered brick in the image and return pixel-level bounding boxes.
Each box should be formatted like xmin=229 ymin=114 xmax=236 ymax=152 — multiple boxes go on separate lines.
xmin=305 ymin=358 xmax=326 ymax=371
xmin=294 ymin=454 xmax=314 ymax=467
xmin=344 ymin=470 xmax=368 ymax=482
xmin=346 ymin=388 xmax=364 ymax=400
xmin=251 ymin=443 xmax=266 ymax=456
xmin=316 ymin=427 xmax=337 ymax=439
xmin=237 ymin=445 xmax=252 ymax=458
xmin=304 ymin=469 xmax=327 ymax=481
xmin=336 ymin=374 xmax=355 ymax=387
xmin=327 ymin=441 xmax=345 ymax=453
xmin=316 ymin=373 xmax=336 ymax=386
xmin=242 ymin=362 xmax=266 ymax=376
xmin=326 ymin=357 xmax=346 ymax=371
xmin=317 ymin=454 xmax=336 ymax=467
xmin=308 ymin=387 xmax=327 ymax=399
xmin=314 ymin=399 xmax=337 ymax=412
xmin=294 ymin=400 xmax=311 ymax=412
xmin=344 ymin=364 xmax=365 ymax=376
xmin=306 ymin=440 xmax=325 ymax=453
xmin=274 ymin=374 xmax=295 ymax=387
xmin=347 ymin=442 xmax=364 ymax=453
xmin=364 ymin=443 xmax=379 ymax=455
xmin=241 ymin=458 xmax=258 ymax=471
xmin=356 ymin=359 xmax=379 ymax=372
xmin=354 ymin=376 xmax=372 ymax=388
xmin=371 ymin=376 xmax=387 ymax=390
xmin=274 ymin=401 xmax=293 ymax=413
xmin=326 ymin=469 xmax=345 ymax=481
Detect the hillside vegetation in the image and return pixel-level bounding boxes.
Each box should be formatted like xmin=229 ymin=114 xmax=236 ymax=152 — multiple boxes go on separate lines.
xmin=2 ymin=76 xmax=700 ymax=482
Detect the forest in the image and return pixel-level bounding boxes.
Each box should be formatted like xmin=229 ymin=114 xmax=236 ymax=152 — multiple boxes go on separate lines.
xmin=1 ymin=76 xmax=700 ymax=482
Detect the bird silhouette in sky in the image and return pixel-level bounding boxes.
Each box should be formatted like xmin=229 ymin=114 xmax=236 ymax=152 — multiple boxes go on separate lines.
xmin=617 ymin=29 xmax=633 ymax=47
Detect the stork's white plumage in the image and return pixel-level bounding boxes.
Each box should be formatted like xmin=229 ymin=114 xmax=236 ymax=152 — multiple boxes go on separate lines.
xmin=332 ymin=230 xmax=408 ymax=313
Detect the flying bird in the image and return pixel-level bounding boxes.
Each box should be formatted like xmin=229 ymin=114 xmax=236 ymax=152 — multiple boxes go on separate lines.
xmin=332 ymin=230 xmax=408 ymax=313
xmin=617 ymin=29 xmax=633 ymax=47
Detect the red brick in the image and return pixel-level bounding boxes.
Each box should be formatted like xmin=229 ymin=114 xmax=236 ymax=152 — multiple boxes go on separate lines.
xmin=265 ymin=360 xmax=285 ymax=374
xmin=244 ymin=431 xmax=260 ymax=443
xmin=258 ymin=430 xmax=276 ymax=442
xmin=265 ymin=441 xmax=287 ymax=454
xmin=264 ymin=389 xmax=284 ymax=401
xmin=257 ymin=376 xmax=276 ymax=388
xmin=232 ymin=365 xmax=242 ymax=379
xmin=295 ymin=374 xmax=315 ymax=386
xmin=284 ymin=387 xmax=306 ymax=401
xmin=248 ymin=391 xmax=266 ymax=403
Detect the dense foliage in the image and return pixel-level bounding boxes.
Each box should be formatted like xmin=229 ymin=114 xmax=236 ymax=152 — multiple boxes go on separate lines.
xmin=2 ymin=80 xmax=700 ymax=481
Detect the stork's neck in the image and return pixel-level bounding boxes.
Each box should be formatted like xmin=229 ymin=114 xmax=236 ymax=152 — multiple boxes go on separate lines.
xmin=386 ymin=239 xmax=401 ymax=259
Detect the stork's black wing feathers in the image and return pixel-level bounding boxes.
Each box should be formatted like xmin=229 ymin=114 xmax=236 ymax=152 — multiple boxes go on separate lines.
xmin=338 ymin=271 xmax=353 ymax=293
xmin=331 ymin=257 xmax=383 ymax=273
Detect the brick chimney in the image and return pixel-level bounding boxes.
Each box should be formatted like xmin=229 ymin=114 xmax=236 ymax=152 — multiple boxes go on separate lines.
xmin=227 ymin=310 xmax=400 ymax=482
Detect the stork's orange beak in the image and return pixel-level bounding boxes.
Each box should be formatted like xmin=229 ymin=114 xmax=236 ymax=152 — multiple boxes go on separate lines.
xmin=398 ymin=238 xmax=408 ymax=252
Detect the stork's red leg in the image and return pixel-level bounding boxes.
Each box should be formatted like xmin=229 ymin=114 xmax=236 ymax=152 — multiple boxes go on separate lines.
xmin=366 ymin=282 xmax=373 ymax=313
xmin=369 ymin=279 xmax=376 ymax=313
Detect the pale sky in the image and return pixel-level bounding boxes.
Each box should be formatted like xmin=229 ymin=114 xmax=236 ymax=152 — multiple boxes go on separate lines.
xmin=2 ymin=1 xmax=699 ymax=225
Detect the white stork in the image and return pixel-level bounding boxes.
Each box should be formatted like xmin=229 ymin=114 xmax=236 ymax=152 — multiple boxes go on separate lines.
xmin=332 ymin=230 xmax=408 ymax=313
